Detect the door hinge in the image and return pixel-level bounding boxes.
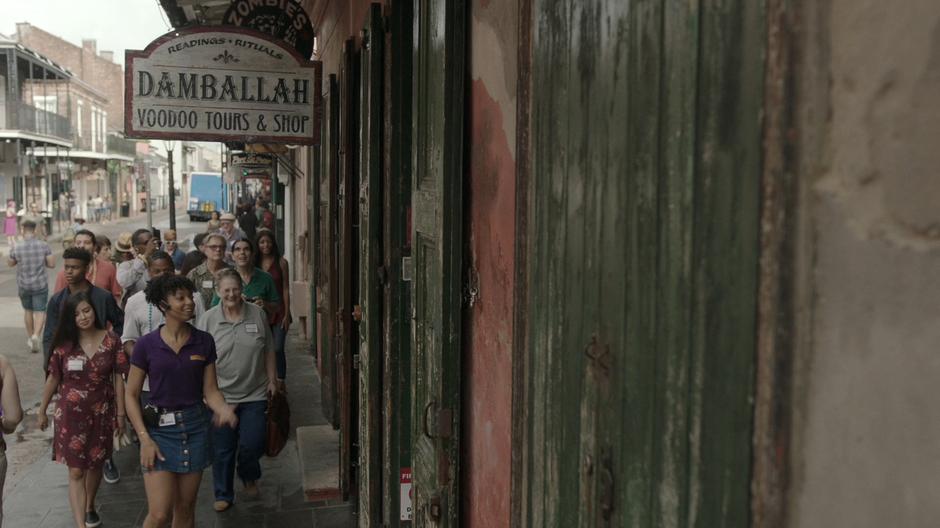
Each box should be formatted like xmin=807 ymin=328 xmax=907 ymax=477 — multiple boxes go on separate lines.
xmin=401 ymin=257 xmax=412 ymax=282
xmin=377 ymin=265 xmax=388 ymax=285
xmin=353 ymin=354 xmax=360 ymax=370
xmin=352 ymin=304 xmax=363 ymax=321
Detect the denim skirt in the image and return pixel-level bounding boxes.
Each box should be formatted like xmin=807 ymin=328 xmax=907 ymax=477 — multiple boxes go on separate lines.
xmin=146 ymin=403 xmax=212 ymax=474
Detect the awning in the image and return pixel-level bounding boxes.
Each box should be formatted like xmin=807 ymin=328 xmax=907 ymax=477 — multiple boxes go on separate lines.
xmin=25 ymin=148 xmax=135 ymax=162
xmin=0 ymin=130 xmax=73 ymax=149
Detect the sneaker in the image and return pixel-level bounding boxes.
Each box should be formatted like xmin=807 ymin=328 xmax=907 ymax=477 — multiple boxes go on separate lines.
xmin=26 ymin=338 xmax=33 ymax=352
xmin=213 ymin=500 xmax=232 ymax=512
xmin=30 ymin=335 xmax=40 ymax=353
xmin=103 ymin=458 xmax=120 ymax=484
xmin=85 ymin=509 xmax=102 ymax=527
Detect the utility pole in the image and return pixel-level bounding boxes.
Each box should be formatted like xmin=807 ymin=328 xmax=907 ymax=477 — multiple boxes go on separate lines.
xmin=145 ymin=160 xmax=153 ymax=230
xmin=164 ymin=141 xmax=176 ymax=230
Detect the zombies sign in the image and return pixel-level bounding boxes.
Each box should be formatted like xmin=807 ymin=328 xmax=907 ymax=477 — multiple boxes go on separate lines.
xmin=124 ymin=26 xmax=322 ymax=145
xmin=223 ymin=0 xmax=315 ymax=59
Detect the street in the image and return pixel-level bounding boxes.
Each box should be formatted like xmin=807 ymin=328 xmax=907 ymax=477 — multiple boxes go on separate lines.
xmin=1 ymin=207 xmax=201 ymax=492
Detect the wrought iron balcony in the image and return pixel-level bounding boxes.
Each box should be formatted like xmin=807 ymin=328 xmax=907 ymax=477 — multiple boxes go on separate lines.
xmin=107 ymin=134 xmax=139 ymax=157
xmin=1 ymin=101 xmax=73 ymax=143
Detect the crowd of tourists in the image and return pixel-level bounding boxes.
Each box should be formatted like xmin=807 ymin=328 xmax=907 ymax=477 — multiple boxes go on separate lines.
xmin=0 ymin=208 xmax=292 ymax=527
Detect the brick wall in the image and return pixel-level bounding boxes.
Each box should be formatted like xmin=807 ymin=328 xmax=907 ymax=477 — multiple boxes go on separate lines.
xmin=16 ymin=23 xmax=124 ymax=132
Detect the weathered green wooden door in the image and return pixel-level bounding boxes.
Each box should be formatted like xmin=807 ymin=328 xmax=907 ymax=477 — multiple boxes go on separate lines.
xmin=318 ymin=74 xmax=340 ymax=427
xmin=411 ymin=0 xmax=466 ymax=525
xmin=338 ymin=38 xmax=361 ymax=498
xmin=358 ymin=4 xmax=384 ymax=526
xmin=521 ymin=0 xmax=765 ymax=526
xmin=383 ymin=0 xmax=415 ymax=523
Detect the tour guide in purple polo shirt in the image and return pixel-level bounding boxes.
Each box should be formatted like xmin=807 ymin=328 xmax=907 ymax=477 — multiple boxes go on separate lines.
xmin=124 ymin=274 xmax=236 ymax=528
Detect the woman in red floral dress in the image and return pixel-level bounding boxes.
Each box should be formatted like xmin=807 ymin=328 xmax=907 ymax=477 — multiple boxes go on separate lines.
xmin=38 ymin=291 xmax=126 ymax=528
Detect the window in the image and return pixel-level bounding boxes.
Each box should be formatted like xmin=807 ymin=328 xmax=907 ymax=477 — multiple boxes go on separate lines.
xmin=32 ymin=95 xmax=57 ymax=113
xmin=76 ymin=99 xmax=83 ymax=137
xmin=91 ymin=106 xmax=98 ymax=150
xmin=32 ymin=96 xmax=58 ymax=135
xmin=101 ymin=111 xmax=108 ymax=153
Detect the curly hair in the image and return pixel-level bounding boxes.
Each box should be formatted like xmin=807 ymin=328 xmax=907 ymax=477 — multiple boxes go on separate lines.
xmin=148 ymin=250 xmax=172 ymax=266
xmin=145 ymin=274 xmax=196 ymax=313
xmin=62 ymin=247 xmax=93 ymax=265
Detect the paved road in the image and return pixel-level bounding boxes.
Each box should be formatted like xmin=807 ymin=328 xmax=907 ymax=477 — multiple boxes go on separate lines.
xmin=0 ymin=207 xmax=204 ymax=491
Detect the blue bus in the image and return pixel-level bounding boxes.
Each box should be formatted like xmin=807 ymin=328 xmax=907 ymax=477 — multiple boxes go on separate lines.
xmin=187 ymin=171 xmax=229 ymax=221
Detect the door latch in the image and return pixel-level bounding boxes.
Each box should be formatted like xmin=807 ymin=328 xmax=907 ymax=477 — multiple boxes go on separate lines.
xmin=464 ymin=267 xmax=480 ymax=307
xmin=422 ymin=402 xmax=453 ymax=439
xmin=429 ymin=495 xmax=442 ymax=521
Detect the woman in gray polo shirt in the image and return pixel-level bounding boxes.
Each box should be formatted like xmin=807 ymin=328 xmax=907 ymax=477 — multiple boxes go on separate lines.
xmin=195 ymin=268 xmax=278 ymax=512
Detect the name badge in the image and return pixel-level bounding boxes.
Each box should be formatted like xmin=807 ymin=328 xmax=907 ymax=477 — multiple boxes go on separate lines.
xmin=67 ymin=358 xmax=85 ymax=372
xmin=158 ymin=412 xmax=177 ymax=427
xmin=190 ymin=355 xmax=206 ymax=361
xmin=245 ymin=323 xmax=259 ymax=334
xmin=202 ymin=280 xmax=214 ymax=289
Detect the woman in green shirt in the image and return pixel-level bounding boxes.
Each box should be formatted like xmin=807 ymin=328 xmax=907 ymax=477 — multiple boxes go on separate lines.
xmin=209 ymin=239 xmax=279 ymax=315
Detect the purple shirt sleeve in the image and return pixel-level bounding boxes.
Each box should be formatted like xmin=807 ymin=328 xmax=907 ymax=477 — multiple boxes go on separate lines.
xmin=130 ymin=337 xmax=150 ymax=372
xmin=205 ymin=336 xmax=217 ymax=364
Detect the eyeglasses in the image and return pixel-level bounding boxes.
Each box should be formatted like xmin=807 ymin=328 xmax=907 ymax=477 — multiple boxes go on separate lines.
xmin=206 ymin=245 xmax=225 ymax=250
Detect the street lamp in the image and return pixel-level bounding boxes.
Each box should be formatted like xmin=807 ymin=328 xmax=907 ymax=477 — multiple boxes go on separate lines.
xmin=163 ymin=140 xmax=176 ymax=230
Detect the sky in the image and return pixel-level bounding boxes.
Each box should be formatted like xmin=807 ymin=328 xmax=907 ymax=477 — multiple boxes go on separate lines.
xmin=2 ymin=0 xmax=174 ymax=67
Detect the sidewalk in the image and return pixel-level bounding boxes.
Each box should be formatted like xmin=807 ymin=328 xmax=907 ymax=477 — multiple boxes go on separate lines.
xmin=3 ymin=329 xmax=353 ymax=528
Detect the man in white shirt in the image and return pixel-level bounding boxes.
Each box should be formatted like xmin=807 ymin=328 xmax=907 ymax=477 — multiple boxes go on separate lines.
xmin=117 ymin=228 xmax=157 ymax=305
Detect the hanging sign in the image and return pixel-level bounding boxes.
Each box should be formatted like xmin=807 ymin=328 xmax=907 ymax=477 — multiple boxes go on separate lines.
xmin=231 ymin=152 xmax=274 ymax=168
xmin=223 ymin=0 xmax=315 ymax=59
xmin=125 ymin=26 xmax=321 ymax=145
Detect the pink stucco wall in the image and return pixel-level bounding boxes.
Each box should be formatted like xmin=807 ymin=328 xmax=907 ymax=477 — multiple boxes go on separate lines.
xmin=462 ymin=1 xmax=518 ymax=525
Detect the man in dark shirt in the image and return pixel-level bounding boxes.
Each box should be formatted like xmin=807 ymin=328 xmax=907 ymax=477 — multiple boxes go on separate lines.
xmin=43 ymin=247 xmax=124 ymax=369
xmin=237 ymin=202 xmax=258 ymax=242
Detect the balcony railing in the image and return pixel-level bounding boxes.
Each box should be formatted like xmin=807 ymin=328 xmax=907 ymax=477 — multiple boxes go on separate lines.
xmin=1 ymin=101 xmax=73 ymax=143
xmin=107 ymin=134 xmax=139 ymax=157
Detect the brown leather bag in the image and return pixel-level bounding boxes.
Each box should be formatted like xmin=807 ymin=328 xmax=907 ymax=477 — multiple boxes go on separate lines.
xmin=265 ymin=391 xmax=290 ymax=457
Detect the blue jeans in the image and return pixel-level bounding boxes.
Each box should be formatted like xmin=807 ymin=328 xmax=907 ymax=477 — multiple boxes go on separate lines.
xmin=211 ymin=400 xmax=267 ymax=502
xmin=272 ymin=325 xmax=287 ymax=380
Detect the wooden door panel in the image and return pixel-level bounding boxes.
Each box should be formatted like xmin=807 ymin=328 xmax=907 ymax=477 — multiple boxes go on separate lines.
xmin=358 ymin=4 xmax=384 ymax=525
xmin=411 ymin=0 xmax=466 ymax=525
xmin=522 ymin=0 xmax=764 ymax=526
xmin=319 ymin=74 xmax=341 ymax=428
xmin=338 ymin=39 xmax=361 ymax=497
xmin=382 ymin=0 xmax=415 ymax=522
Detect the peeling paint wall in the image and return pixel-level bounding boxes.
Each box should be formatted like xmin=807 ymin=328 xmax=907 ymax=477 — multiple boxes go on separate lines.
xmin=462 ymin=1 xmax=517 ymax=526
xmin=790 ymin=2 xmax=940 ymax=526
